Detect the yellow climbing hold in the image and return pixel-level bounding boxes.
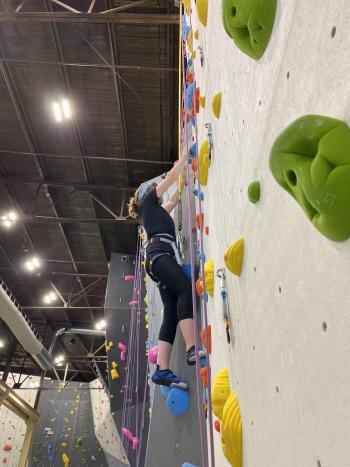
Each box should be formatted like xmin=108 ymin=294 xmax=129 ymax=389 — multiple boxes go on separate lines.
xmin=61 ymin=442 xmax=67 ymax=448
xmin=199 ymin=96 xmax=206 ymax=109
xmin=224 ymin=238 xmax=244 ymax=276
xmin=194 ymin=30 xmax=199 ymax=40
xmin=62 ymin=453 xmax=70 ymax=464
xmin=204 ymin=259 xmax=214 ymax=297
xmin=192 ymin=50 xmax=197 ymax=60
xmin=212 ymin=93 xmax=222 ymax=119
xmin=197 ymin=0 xmax=208 ymax=27
xmin=221 ymin=392 xmax=243 ymax=467
xmin=144 ymin=293 xmax=148 ymax=305
xmin=211 ymin=367 xmax=231 ymax=420
xmin=199 ymin=139 xmax=211 ymax=186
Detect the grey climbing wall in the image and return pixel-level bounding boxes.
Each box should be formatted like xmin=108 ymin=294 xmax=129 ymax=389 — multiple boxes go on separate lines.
xmin=29 ymin=380 xmax=109 ymax=466
xmin=145 ymin=190 xmax=205 ymax=467
xmin=104 ymin=253 xmax=149 ymax=467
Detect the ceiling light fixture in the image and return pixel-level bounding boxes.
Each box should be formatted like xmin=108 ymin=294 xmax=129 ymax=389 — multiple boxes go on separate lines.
xmin=25 ymin=256 xmax=41 ymax=272
xmin=43 ymin=291 xmax=57 ymax=304
xmin=1 ymin=211 xmax=17 ymax=229
xmin=95 ymin=319 xmax=106 ymax=330
xmin=53 ymin=99 xmax=72 ymax=122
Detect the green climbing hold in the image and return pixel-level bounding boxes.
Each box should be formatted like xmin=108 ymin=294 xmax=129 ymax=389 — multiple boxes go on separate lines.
xmin=222 ymin=0 xmax=277 ymax=60
xmin=248 ymin=181 xmax=260 ymax=203
xmin=269 ymin=115 xmax=350 ymax=242
xmin=76 ymin=437 xmax=83 ymax=448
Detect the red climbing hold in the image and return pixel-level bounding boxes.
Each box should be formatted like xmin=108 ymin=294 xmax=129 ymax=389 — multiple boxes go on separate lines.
xmin=3 ymin=446 xmax=11 ymax=452
xmin=205 ymin=226 xmax=209 ymax=235
xmin=214 ymin=420 xmax=221 ymax=433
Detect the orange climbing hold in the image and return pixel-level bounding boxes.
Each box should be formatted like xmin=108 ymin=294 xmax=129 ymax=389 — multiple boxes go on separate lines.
xmin=196 ymin=278 xmax=204 ymax=297
xmin=196 ymin=213 xmax=204 ymax=230
xmin=201 ymin=367 xmax=208 ymax=388
xmin=201 ymin=324 xmax=212 ymax=353
xmin=214 ymin=419 xmax=221 ymax=433
xmin=205 ymin=226 xmax=209 ymax=235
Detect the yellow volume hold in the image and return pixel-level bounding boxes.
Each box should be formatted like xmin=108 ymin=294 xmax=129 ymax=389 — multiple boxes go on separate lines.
xmin=199 ymin=139 xmax=211 ymax=186
xmin=224 ymin=238 xmax=244 ymax=276
xmin=212 ymin=93 xmax=222 ymax=119
xmin=204 ymin=259 xmax=214 ymax=297
xmin=221 ymin=392 xmax=243 ymax=467
xmin=197 ymin=0 xmax=208 ymax=27
xmin=211 ymin=367 xmax=231 ymax=420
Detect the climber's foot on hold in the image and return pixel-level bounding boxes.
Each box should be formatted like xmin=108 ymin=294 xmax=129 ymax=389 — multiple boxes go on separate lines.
xmin=186 ymin=346 xmax=206 ymax=366
xmin=151 ymin=368 xmax=189 ymax=390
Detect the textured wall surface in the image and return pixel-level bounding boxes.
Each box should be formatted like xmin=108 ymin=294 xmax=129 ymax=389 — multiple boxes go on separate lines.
xmin=29 ymin=380 xmax=108 ymax=466
xmin=189 ymin=1 xmax=350 ymax=466
xmin=0 ymin=373 xmax=39 ymax=467
xmin=89 ymin=379 xmax=129 ymax=466
xmin=105 ymin=253 xmax=149 ymax=467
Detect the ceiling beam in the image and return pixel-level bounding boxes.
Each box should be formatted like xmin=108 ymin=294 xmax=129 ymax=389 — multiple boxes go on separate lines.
xmin=0 ymin=12 xmax=179 ymax=24
xmin=0 ymin=175 xmax=135 ymax=192
xmin=0 ymin=57 xmax=178 ymax=73
xmin=20 ymin=216 xmax=137 ymax=224
xmin=0 ymin=148 xmax=173 ymax=165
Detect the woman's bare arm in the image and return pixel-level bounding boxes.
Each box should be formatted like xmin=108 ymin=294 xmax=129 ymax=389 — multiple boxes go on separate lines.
xmin=156 ymin=158 xmax=186 ymax=199
xmin=162 ymin=187 xmax=180 ymax=214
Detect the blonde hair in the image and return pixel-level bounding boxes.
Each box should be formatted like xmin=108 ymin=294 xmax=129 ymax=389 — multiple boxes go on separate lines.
xmin=127 ymin=188 xmax=140 ymax=220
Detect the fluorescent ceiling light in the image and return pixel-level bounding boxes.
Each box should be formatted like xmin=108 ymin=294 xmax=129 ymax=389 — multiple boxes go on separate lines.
xmin=53 ymin=102 xmax=62 ymax=122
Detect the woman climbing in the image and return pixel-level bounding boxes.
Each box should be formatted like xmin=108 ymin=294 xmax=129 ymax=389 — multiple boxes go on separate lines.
xmin=128 ymin=156 xmax=205 ymax=390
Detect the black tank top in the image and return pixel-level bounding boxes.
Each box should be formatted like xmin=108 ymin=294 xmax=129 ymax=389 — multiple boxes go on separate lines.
xmin=139 ymin=187 xmax=176 ymax=257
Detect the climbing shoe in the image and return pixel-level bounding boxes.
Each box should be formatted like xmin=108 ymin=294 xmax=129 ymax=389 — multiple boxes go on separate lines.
xmin=151 ymin=368 xmax=188 ymax=391
xmin=186 ymin=346 xmax=207 ymax=366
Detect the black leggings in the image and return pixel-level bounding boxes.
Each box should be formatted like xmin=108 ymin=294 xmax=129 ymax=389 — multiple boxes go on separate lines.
xmin=146 ymin=254 xmax=193 ymax=345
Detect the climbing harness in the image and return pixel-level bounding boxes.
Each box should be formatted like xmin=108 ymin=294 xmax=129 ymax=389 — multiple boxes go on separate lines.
xmin=144 ymin=233 xmax=182 ymax=286
xmin=216 ymin=268 xmax=231 ymax=344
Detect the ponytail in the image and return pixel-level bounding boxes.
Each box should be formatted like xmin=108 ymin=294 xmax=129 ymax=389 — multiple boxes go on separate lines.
xmin=128 ymin=189 xmax=140 ymax=220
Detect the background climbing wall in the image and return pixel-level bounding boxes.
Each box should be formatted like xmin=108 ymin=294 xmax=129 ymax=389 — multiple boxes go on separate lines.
xmin=188 ymin=1 xmax=350 ymax=466
xmin=0 ymin=373 xmax=40 ymax=466
xmin=29 ymin=380 xmax=109 ymax=466
xmin=89 ymin=379 xmax=129 ymax=466
xmin=104 ymin=252 xmax=149 ymax=467
xmin=145 ymin=186 xmax=205 ymax=467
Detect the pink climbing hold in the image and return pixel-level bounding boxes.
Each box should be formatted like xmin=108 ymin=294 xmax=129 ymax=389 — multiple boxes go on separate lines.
xmin=118 ymin=342 xmax=127 ymax=361
xmin=129 ymin=300 xmax=138 ymax=307
xmin=124 ymin=275 xmax=135 ymax=281
xmin=121 ymin=428 xmax=139 ymax=450
xmin=148 ymin=346 xmax=158 ymax=364
xmin=132 ymin=436 xmax=139 ymax=450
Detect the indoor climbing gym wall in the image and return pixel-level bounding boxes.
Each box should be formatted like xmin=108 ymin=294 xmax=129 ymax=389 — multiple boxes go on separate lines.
xmin=0 ymin=373 xmax=40 ymax=466
xmin=89 ymin=379 xmax=129 ymax=466
xmin=180 ymin=0 xmax=350 ymax=466
xmin=29 ymin=380 xmax=109 ymax=466
xmin=104 ymin=252 xmax=149 ymax=467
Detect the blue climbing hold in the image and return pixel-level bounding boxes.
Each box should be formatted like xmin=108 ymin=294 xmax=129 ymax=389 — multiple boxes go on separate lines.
xmin=186 ymin=83 xmax=195 ymax=110
xmin=166 ymin=387 xmax=189 ymax=417
xmin=190 ymin=142 xmax=198 ymax=158
xmin=160 ymin=386 xmax=189 ymax=417
xmin=193 ymin=188 xmax=204 ymax=200
xmin=182 ymin=464 xmax=199 ymax=467
xmin=182 ymin=264 xmax=192 ymax=279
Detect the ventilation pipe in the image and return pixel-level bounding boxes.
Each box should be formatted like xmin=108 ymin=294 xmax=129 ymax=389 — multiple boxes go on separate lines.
xmin=49 ymin=327 xmax=106 ymax=355
xmin=0 ymin=279 xmax=53 ymax=371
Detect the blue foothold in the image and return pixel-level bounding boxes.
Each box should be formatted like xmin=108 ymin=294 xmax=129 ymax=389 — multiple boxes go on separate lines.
xmin=166 ymin=387 xmax=189 ymax=417
xmin=182 ymin=464 xmax=199 ymax=467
